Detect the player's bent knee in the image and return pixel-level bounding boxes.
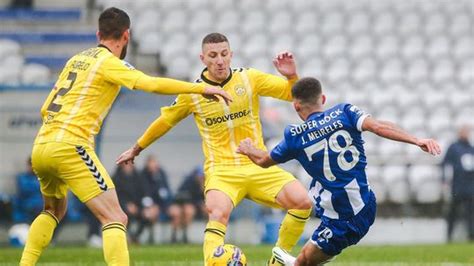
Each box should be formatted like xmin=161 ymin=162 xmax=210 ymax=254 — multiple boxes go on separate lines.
xmin=43 ymin=207 xmax=66 ymax=222
xmin=297 ymin=252 xmax=331 ymax=266
xmin=207 ymin=208 xmax=230 ymax=224
xmin=295 ymin=254 xmax=311 ymax=266
xmin=299 ymin=197 xmax=313 ymax=210
xmin=291 ymin=189 xmax=312 ymax=210
xmin=116 ymin=210 xmax=128 ymax=226
xmin=100 ymin=209 xmax=128 ymax=227
xmin=43 ymin=201 xmax=68 ymax=222
xmin=296 ymin=241 xmax=326 ymax=265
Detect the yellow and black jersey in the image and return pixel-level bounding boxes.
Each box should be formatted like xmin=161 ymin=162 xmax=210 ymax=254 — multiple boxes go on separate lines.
xmin=35 ymin=45 xmax=206 ymax=148
xmin=137 ymin=67 xmax=298 ymax=172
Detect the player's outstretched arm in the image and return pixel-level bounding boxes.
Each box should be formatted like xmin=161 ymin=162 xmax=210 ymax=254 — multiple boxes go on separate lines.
xmin=362 ymin=117 xmax=441 ymax=156
xmin=236 ymin=138 xmax=278 ymax=168
xmin=134 ymin=76 xmax=232 ymax=105
xmin=103 ymin=57 xmax=233 ymax=105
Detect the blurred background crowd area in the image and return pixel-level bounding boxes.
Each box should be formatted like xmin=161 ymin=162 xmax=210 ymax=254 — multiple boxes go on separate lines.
xmin=0 ymin=0 xmax=473 ymax=246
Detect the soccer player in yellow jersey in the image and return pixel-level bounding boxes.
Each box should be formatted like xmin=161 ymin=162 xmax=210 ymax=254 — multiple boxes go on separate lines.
xmin=116 ymin=33 xmax=312 ymax=265
xmin=20 ymin=8 xmax=231 ymax=266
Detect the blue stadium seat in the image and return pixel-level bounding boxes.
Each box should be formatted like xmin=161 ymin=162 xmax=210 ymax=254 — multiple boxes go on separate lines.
xmin=0 ymin=32 xmax=96 ymax=44
xmin=0 ymin=8 xmax=81 ymax=21
xmin=24 ymin=55 xmax=68 ymax=70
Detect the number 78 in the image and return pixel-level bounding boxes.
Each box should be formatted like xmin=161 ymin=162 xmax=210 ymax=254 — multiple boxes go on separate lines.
xmin=303 ymin=130 xmax=360 ymax=181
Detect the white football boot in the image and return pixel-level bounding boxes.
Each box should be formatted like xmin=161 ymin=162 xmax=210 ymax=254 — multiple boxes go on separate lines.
xmin=271 ymin=247 xmax=296 ymax=266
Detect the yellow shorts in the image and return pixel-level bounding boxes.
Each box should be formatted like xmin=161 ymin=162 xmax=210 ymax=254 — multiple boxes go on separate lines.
xmin=31 ymin=142 xmax=114 ymax=202
xmin=204 ymin=164 xmax=296 ymax=208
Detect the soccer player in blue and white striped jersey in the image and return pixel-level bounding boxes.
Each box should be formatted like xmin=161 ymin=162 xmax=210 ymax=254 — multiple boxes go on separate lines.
xmin=237 ymin=77 xmax=441 ymax=265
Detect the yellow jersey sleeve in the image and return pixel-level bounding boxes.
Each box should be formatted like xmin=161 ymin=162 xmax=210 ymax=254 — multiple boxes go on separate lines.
xmin=134 ymin=75 xmax=206 ymax=95
xmin=101 ymin=55 xmax=145 ymax=89
xmin=101 ymin=55 xmax=205 ymax=94
xmin=247 ymin=68 xmax=297 ymax=101
xmin=137 ymin=94 xmax=193 ymax=148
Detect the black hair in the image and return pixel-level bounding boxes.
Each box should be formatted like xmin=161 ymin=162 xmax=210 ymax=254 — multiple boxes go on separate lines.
xmin=291 ymin=77 xmax=323 ymax=104
xmin=98 ymin=7 xmax=130 ymax=40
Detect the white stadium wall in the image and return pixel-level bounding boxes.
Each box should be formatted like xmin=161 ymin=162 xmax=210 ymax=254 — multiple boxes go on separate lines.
xmin=0 ymin=90 xmax=45 ymax=194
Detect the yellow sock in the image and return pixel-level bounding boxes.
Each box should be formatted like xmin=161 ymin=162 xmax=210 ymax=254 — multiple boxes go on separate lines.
xmin=276 ymin=208 xmax=311 ymax=252
xmin=102 ymin=222 xmax=129 ymax=266
xmin=203 ymin=220 xmax=227 ymax=265
xmin=20 ymin=211 xmax=58 ymax=266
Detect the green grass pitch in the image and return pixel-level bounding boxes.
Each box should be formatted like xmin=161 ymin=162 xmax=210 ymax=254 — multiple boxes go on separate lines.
xmin=0 ymin=243 xmax=472 ymax=265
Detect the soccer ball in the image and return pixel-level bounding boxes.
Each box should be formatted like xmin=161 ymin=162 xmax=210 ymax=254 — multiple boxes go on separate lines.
xmin=8 ymin=223 xmax=29 ymax=247
xmin=208 ymin=244 xmax=247 ymax=266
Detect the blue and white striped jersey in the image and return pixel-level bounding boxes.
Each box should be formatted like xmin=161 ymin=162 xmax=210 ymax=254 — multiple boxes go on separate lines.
xmin=270 ymin=103 xmax=372 ymax=220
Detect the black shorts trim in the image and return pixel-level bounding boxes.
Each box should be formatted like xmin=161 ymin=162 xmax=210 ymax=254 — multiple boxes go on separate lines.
xmin=75 ymin=146 xmax=108 ymax=191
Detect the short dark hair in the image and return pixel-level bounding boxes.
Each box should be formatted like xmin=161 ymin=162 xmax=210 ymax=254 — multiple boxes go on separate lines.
xmin=202 ymin=33 xmax=229 ymax=47
xmin=292 ymin=77 xmax=323 ymax=105
xmin=98 ymin=7 xmax=130 ymax=40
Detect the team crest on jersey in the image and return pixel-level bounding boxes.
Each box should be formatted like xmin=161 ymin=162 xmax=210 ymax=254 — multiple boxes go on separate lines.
xmin=234 ymin=85 xmax=246 ymax=96
xmin=122 ymin=61 xmax=135 ymax=70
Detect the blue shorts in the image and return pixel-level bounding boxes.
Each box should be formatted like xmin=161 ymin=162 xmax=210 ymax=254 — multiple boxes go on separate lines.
xmin=310 ymin=191 xmax=376 ymax=256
